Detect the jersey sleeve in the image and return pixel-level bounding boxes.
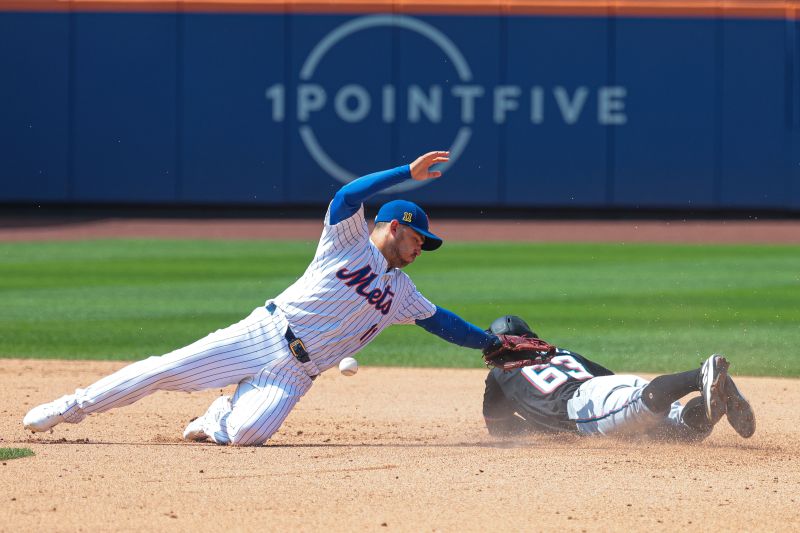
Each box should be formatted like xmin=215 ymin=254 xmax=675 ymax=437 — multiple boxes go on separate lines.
xmin=317 ymin=203 xmax=370 ymax=254
xmin=392 ymin=275 xmax=436 ymax=324
xmin=415 ymin=306 xmax=494 ymax=349
xmin=483 ymin=371 xmax=529 ymax=436
xmin=328 ymin=165 xmax=411 ymax=225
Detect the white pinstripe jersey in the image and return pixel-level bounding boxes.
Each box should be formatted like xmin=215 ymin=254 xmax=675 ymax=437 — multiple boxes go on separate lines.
xmin=272 ymin=204 xmax=436 ymax=372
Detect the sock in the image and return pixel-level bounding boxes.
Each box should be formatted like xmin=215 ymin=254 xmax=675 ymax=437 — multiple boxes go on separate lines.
xmin=641 ymin=369 xmax=701 ymax=414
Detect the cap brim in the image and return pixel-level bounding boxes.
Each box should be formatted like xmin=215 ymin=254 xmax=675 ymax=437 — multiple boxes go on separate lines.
xmin=397 ymin=221 xmax=443 ymax=251
xmin=417 ymin=228 xmax=443 ymax=251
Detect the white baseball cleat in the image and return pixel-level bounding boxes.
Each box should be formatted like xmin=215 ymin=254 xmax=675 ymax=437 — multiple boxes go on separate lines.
xmin=23 ymin=395 xmax=76 ymax=432
xmin=183 ymin=417 xmax=209 ymax=442
xmin=184 ymin=395 xmax=230 ymax=442
xmin=700 ymin=354 xmax=729 ymax=424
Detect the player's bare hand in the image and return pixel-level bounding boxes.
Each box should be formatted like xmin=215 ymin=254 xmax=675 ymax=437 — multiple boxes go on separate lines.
xmin=409 ymin=151 xmax=450 ymax=181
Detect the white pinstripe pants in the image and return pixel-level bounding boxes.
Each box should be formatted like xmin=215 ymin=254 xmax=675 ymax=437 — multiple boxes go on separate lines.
xmin=62 ymin=306 xmax=315 ymax=445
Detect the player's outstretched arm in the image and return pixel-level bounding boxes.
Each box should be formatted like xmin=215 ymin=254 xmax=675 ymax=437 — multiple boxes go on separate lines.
xmin=329 ymin=150 xmax=450 ymax=225
xmin=416 ymin=306 xmax=495 ymax=350
xmin=483 ymin=372 xmax=530 ymax=436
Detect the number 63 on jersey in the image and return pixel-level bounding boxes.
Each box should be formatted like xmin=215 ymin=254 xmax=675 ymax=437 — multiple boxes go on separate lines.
xmin=521 ymin=354 xmax=594 ymax=395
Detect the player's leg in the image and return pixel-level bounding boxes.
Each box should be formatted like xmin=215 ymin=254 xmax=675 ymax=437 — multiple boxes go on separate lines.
xmin=23 ymin=307 xmax=282 ymax=432
xmin=651 ymin=373 xmax=755 ymax=440
xmin=640 ymin=370 xmax=700 ymax=413
xmin=567 ymin=374 xmax=657 ymax=436
xmin=642 ymin=354 xmax=729 ymax=423
xmin=568 ymin=355 xmax=730 ymax=437
xmin=646 ymin=397 xmax=714 ymax=442
xmin=190 ymin=355 xmax=313 ymax=445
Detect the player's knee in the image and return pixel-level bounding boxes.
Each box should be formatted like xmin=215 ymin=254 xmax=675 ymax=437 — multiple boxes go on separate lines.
xmin=227 ymin=426 xmax=262 ymax=445
xmin=228 ymin=434 xmax=264 ymax=446
xmin=228 ymin=422 xmax=279 ymax=446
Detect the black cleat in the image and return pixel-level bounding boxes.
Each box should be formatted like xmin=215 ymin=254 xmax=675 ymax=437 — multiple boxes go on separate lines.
xmin=725 ymin=375 xmax=756 ymax=438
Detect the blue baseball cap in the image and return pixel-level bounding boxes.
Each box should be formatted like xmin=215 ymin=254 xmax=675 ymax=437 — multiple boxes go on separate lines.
xmin=375 ymin=199 xmax=443 ymax=251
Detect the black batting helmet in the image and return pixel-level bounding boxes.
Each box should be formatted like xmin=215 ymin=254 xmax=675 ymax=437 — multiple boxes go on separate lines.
xmin=488 ymin=315 xmax=538 ymax=338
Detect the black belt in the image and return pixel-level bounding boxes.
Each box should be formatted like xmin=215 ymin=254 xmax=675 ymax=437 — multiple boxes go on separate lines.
xmin=283 ymin=325 xmax=311 ymax=364
xmin=266 ymin=303 xmax=314 ymax=368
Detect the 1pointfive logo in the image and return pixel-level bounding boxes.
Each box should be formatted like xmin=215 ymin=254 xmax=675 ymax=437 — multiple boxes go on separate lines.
xmin=264 ymin=15 xmax=628 ymax=190
xmin=265 ymin=15 xmax=472 ymax=192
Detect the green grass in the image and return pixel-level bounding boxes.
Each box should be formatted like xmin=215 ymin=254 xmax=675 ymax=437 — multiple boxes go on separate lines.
xmin=0 ymin=239 xmax=798 ymax=376
xmin=0 ymin=448 xmax=34 ymax=461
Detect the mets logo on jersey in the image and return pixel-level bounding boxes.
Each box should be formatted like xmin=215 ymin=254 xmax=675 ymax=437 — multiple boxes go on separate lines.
xmin=402 ymin=212 xmax=413 ymax=223
xmin=336 ymin=265 xmax=394 ymax=315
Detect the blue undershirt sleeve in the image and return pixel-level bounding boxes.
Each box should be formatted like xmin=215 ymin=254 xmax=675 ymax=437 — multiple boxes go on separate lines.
xmin=328 ymin=165 xmax=412 ymax=225
xmin=415 ymin=306 xmax=495 ymax=350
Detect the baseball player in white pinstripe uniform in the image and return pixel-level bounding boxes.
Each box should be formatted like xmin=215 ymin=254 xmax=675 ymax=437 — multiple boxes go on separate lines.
xmin=24 ymin=150 xmax=502 ymax=445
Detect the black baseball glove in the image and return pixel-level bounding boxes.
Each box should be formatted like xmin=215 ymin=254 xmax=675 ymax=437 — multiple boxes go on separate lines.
xmin=482 ymin=334 xmax=557 ymax=371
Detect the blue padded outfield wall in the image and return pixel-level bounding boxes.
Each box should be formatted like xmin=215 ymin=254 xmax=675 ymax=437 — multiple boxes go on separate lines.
xmin=1 ymin=3 xmax=799 ymax=210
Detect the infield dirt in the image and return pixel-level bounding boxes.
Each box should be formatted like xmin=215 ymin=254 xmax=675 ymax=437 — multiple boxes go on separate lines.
xmin=2 ymin=218 xmax=798 ymax=531
xmin=3 ymin=359 xmax=799 ymax=532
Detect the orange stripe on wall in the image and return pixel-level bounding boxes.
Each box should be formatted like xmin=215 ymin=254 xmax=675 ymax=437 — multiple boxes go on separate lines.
xmin=0 ymin=0 xmax=797 ymax=18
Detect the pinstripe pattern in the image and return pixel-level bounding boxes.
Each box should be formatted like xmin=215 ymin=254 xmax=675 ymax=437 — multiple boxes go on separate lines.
xmin=274 ymin=204 xmax=435 ymax=372
xmin=62 ymin=306 xmax=310 ymax=445
xmin=50 ymin=202 xmax=436 ymax=445
xmin=206 ymin=356 xmax=312 ymax=445
xmin=64 ymin=307 xmax=287 ymax=416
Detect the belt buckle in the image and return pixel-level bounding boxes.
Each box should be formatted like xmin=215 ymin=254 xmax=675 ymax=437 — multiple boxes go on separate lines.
xmin=288 ymin=337 xmax=316 ymax=380
xmin=284 ymin=324 xmax=312 ymax=366
xmin=288 ymin=338 xmax=307 ymax=359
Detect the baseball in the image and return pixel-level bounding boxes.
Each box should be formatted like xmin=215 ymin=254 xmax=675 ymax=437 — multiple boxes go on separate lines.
xmin=339 ymin=357 xmax=358 ymax=376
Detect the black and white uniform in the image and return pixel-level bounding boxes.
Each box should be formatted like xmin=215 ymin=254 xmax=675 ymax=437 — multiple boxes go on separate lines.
xmin=484 ymin=349 xmax=703 ymax=437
